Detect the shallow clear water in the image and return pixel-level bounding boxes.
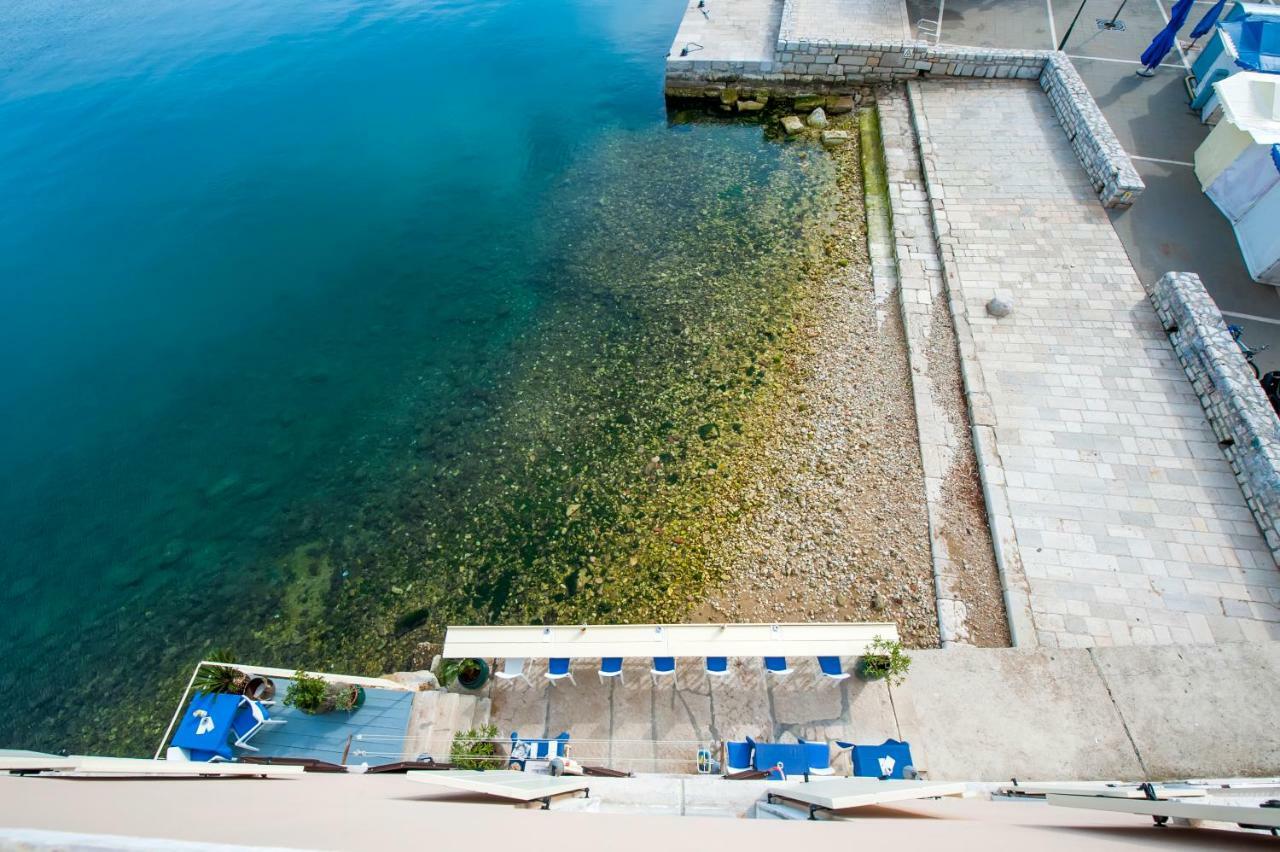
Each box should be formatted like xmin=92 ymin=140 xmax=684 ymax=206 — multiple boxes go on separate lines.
xmin=0 ymin=0 xmax=842 ymax=753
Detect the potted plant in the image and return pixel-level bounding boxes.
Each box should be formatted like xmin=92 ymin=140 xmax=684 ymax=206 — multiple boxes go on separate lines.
xmin=193 ymin=649 xmax=248 ymax=695
xmin=449 ymin=723 xmax=504 ymax=770
xmin=440 ymin=658 xmax=490 ymax=691
xmin=283 ymin=669 xmax=334 ymax=714
xmin=856 ymin=635 xmax=912 ymax=686
xmin=283 ymin=670 xmax=367 ymax=714
xmin=331 ymin=683 xmax=366 ymax=712
xmin=242 ymin=675 xmax=277 ymax=702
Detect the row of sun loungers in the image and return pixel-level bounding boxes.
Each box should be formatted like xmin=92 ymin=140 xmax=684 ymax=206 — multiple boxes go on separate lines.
xmin=497 ymin=655 xmax=853 ymax=686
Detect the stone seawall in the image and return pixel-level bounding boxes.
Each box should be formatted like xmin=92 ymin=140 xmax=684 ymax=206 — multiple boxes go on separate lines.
xmin=1151 ymin=271 xmax=1280 ymax=564
xmin=665 ymin=48 xmax=1143 ymax=209
xmin=1039 ymin=54 xmax=1143 ymax=208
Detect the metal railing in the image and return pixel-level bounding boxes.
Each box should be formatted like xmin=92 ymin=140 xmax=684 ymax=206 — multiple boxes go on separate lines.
xmin=351 ymin=733 xmax=718 ymax=772
xmin=154 ymin=660 xmax=412 ymax=760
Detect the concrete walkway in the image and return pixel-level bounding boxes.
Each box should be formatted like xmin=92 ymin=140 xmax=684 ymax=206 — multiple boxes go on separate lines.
xmin=486 ymin=642 xmax=1280 ymax=781
xmin=909 ymin=79 xmax=1280 ymax=648
xmin=667 ymin=0 xmax=782 ymax=64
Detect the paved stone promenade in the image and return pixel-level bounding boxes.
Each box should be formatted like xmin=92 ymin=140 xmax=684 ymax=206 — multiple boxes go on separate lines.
xmin=911 ymin=80 xmax=1280 ymax=647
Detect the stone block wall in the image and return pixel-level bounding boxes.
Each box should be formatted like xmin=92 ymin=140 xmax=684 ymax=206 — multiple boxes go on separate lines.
xmin=773 ymin=40 xmax=1047 ymax=83
xmin=1151 ymin=271 xmax=1280 ymax=562
xmin=1039 ymin=54 xmax=1143 ymax=208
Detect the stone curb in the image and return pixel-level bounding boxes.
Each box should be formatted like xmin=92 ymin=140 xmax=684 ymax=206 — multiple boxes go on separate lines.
xmin=903 ymin=80 xmax=1038 ymax=647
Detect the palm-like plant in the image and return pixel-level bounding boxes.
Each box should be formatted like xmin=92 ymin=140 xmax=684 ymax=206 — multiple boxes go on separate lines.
xmin=193 ymin=648 xmax=248 ymax=694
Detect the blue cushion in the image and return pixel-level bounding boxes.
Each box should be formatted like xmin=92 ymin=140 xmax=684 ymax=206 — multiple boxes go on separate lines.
xmin=818 ymin=656 xmax=844 ymax=677
xmin=652 ymin=656 xmax=675 ymax=673
xmin=725 ymin=741 xmax=752 ymax=770
xmin=802 ymin=740 xmax=831 ymax=771
xmin=229 ymin=706 xmax=258 ymax=739
xmin=600 ymin=657 xmax=622 ymax=674
xmin=763 ymin=656 xmax=787 ymax=672
xmin=753 ymin=743 xmax=809 ymax=776
xmin=706 ymin=656 xmax=728 ymax=673
xmin=548 ymin=658 xmax=571 ymax=676
xmin=851 ymin=739 xmax=915 ymax=779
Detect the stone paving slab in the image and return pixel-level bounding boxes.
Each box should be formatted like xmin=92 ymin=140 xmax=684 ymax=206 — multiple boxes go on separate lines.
xmin=781 ymin=0 xmax=913 ymax=45
xmin=908 ymin=79 xmax=1280 ymax=648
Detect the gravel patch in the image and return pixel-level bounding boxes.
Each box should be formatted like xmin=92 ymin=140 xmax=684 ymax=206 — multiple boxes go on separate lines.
xmin=694 ymin=119 xmax=939 ymax=648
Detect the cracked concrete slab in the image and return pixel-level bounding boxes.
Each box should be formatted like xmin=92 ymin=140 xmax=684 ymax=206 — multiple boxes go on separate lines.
xmin=1091 ymin=642 xmax=1280 ymax=780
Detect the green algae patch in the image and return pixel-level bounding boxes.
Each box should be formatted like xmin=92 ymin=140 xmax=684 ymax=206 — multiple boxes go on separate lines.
xmin=52 ymin=117 xmax=877 ymax=756
xmin=285 ymin=121 xmax=855 ymax=673
xmin=859 ymin=107 xmax=889 ymax=207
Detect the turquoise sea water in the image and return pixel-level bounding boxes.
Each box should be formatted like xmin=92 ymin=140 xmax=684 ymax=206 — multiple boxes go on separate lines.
xmin=1 ymin=0 xmax=843 ymax=752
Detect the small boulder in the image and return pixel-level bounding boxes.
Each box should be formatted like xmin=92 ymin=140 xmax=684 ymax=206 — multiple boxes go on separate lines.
xmin=826 ymin=95 xmax=856 ymax=114
xmin=821 ymin=130 xmax=851 ymax=147
xmin=719 ymin=87 xmax=739 ymax=105
xmin=737 ymin=99 xmax=765 ymax=112
xmin=986 ymin=293 xmax=1014 ymax=318
xmin=793 ymin=94 xmax=825 ymax=110
xmin=782 ymin=115 xmax=805 ymax=135
xmin=807 ymin=107 xmax=828 ymax=128
xmin=697 ymin=422 xmax=720 ymax=441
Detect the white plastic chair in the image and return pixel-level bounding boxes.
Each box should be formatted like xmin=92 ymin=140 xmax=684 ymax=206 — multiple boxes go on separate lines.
xmin=494 ymin=657 xmax=532 ymax=686
xmin=763 ymin=656 xmax=793 ymax=679
xmin=650 ymin=657 xmax=676 ymax=686
xmin=233 ymin=699 xmax=285 ymax=751
xmin=545 ymin=658 xmax=576 ymax=686
xmin=598 ymin=657 xmax=624 ymax=684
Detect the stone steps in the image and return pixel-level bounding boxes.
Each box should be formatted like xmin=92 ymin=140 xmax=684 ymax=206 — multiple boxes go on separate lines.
xmin=401 ymin=689 xmax=494 ymax=762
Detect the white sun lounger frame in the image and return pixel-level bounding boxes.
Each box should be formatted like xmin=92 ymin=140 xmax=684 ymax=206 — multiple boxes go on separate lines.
xmin=766 ymin=779 xmax=967 ymax=820
xmin=406 ymin=769 xmax=590 ymax=809
xmin=4 ymin=756 xmax=304 ymax=778
xmin=1047 ymin=792 xmax=1280 ymax=830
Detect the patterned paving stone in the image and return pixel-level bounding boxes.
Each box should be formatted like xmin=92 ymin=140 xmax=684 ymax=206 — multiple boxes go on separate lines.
xmin=911 ymin=79 xmax=1280 ymax=647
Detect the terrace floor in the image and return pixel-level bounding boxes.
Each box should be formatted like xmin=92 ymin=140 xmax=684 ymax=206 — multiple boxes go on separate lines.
xmin=243 ymin=679 xmax=414 ymax=766
xmin=484 ymin=641 xmax=1280 ymax=780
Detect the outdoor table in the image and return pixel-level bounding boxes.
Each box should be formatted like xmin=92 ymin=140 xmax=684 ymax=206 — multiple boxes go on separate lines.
xmin=171 ymin=691 xmax=242 ymax=760
xmin=848 ymin=739 xmax=915 ymax=780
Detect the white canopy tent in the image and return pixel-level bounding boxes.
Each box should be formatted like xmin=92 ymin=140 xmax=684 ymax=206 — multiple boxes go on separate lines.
xmin=1194 ymin=72 xmax=1280 ymax=285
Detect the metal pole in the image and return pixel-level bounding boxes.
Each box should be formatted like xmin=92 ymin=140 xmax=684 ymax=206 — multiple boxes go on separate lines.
xmin=1106 ymin=0 xmax=1131 ymax=26
xmin=1057 ymin=0 xmax=1090 ymax=50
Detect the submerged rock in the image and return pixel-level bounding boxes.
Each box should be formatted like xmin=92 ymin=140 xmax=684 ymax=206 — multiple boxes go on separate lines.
xmin=782 ymin=115 xmax=804 ymax=135
xmin=807 ymin=108 xmax=829 ymax=128
xmin=826 ymin=95 xmax=856 ymax=115
xmin=737 ymin=100 xmax=765 ymax=112
xmin=697 ymin=423 xmax=720 ymax=441
xmin=821 ymin=130 xmax=851 ymax=147
xmin=156 ymin=540 xmax=187 ymax=567
xmin=719 ymin=87 xmax=739 ymax=105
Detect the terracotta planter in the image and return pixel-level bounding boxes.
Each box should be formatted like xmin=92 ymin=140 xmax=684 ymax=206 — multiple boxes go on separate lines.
xmin=243 ymin=676 xmax=276 ymax=702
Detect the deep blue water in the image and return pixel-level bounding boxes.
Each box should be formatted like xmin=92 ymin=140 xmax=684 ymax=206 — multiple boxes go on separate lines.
xmin=0 ymin=0 xmax=838 ymax=752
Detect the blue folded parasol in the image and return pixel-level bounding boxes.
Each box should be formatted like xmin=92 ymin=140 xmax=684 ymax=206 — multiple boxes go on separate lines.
xmin=1140 ymin=0 xmax=1197 ymax=72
